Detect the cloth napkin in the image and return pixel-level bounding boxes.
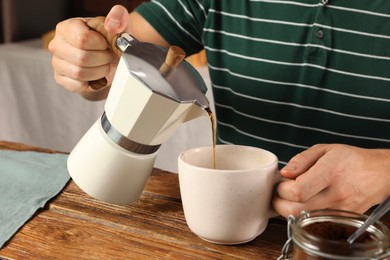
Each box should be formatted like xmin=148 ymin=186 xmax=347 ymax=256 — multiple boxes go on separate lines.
xmin=0 ymin=150 xmax=70 ymax=248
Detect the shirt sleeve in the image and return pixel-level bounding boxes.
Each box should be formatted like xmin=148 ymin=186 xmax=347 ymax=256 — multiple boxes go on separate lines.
xmin=135 ymin=0 xmax=209 ymax=55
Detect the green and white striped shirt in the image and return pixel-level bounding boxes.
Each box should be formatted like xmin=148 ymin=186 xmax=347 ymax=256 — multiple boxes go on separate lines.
xmin=137 ymin=0 xmax=390 ymax=165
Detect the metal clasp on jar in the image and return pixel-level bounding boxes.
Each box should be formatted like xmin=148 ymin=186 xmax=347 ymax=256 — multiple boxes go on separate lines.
xmin=277 ymin=215 xmax=296 ymax=260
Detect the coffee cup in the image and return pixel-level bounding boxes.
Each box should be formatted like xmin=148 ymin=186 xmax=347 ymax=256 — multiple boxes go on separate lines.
xmin=178 ymin=144 xmax=280 ymax=245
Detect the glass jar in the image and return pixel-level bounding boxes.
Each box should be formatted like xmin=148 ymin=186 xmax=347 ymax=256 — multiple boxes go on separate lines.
xmin=278 ymin=209 xmax=390 ymax=260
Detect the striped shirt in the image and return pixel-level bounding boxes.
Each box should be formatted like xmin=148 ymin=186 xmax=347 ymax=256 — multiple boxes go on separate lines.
xmin=136 ymin=0 xmax=390 ymax=166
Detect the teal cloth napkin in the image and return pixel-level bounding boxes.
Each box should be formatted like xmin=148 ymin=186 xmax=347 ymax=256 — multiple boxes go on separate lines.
xmin=0 ymin=150 xmax=70 ymax=248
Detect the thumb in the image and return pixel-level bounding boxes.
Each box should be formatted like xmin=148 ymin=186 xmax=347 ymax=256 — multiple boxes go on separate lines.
xmin=280 ymin=144 xmax=329 ymax=178
xmin=105 ymin=5 xmax=129 ymax=34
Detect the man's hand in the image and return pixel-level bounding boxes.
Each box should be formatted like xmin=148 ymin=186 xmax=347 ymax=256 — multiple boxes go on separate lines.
xmin=48 ymin=5 xmax=130 ymax=100
xmin=273 ymin=144 xmax=390 ymax=218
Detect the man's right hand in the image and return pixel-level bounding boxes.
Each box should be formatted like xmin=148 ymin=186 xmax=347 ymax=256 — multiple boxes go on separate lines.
xmin=48 ymin=5 xmax=130 ymax=100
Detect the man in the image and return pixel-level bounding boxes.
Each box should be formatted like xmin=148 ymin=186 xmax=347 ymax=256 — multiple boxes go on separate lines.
xmin=49 ymin=1 xmax=390 ymax=218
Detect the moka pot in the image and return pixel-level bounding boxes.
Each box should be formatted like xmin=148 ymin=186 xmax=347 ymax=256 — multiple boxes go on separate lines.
xmin=67 ymin=17 xmax=209 ymax=205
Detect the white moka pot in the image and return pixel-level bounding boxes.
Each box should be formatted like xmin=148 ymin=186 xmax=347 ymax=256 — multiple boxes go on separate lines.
xmin=67 ymin=25 xmax=209 ymax=205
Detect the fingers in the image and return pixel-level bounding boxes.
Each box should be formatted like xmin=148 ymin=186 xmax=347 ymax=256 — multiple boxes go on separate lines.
xmin=52 ymin=55 xmax=111 ymax=81
xmin=276 ymin=171 xmax=329 ymax=207
xmin=274 ymin=144 xmax=390 ymax=219
xmin=49 ymin=16 xmax=117 ymax=95
xmin=273 ymin=181 xmax=371 ymax=219
xmin=53 ymin=69 xmax=89 ymax=93
xmin=280 ymin=144 xmax=330 ymax=178
xmin=272 ymin=195 xmax=310 ymax=218
xmin=49 ymin=18 xmax=114 ymax=70
xmin=53 ymin=18 xmax=109 ymax=51
xmin=273 ymin=189 xmax=334 ymax=218
xmin=275 ymin=144 xmax=335 ymax=217
xmin=105 ymin=5 xmax=129 ymax=34
xmin=50 ymin=37 xmax=114 ymax=68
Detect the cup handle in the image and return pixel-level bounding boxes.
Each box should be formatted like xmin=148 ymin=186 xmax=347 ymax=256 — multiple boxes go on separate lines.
xmin=268 ymin=171 xmax=289 ymax=218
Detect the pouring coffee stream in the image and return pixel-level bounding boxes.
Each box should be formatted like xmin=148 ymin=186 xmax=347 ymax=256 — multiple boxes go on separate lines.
xmin=206 ymin=107 xmax=217 ymax=169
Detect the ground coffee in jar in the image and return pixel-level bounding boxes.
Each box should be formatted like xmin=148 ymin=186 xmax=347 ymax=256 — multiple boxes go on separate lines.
xmin=278 ymin=209 xmax=390 ymax=260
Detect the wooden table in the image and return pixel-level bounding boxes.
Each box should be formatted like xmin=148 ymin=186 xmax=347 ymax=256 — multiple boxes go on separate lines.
xmin=0 ymin=141 xmax=288 ymax=259
xmin=1 ymin=141 xmax=389 ymax=259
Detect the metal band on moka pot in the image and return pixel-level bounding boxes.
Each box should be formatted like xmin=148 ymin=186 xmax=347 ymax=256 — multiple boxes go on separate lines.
xmin=100 ymin=112 xmax=161 ymax=154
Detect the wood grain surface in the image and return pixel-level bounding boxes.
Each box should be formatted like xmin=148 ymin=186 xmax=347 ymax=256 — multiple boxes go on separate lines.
xmin=2 ymin=141 xmax=387 ymax=259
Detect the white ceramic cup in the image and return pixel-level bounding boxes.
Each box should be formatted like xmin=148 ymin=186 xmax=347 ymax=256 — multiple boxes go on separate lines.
xmin=178 ymin=144 xmax=280 ymax=245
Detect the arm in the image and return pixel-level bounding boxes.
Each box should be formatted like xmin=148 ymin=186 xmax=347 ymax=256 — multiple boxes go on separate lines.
xmin=49 ymin=5 xmax=169 ymax=100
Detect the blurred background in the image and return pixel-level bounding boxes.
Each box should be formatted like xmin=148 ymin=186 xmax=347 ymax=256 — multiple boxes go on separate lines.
xmin=0 ymin=0 xmax=146 ymax=43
